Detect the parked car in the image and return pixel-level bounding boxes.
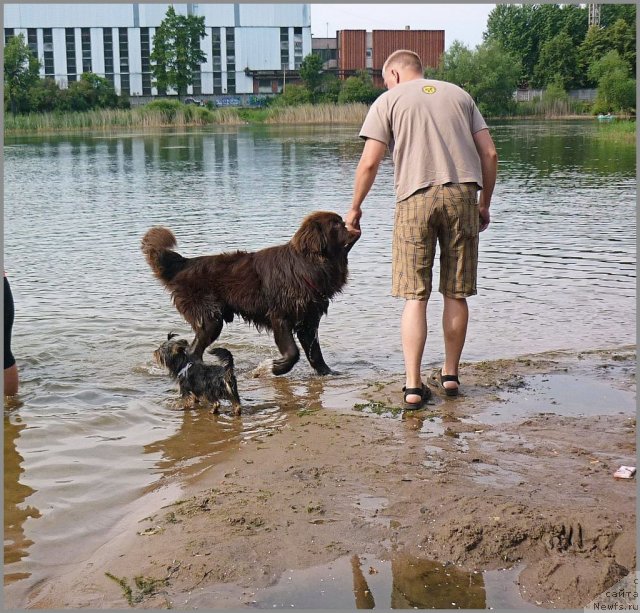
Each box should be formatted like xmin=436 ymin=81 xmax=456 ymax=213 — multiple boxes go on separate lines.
xmin=184 ymin=97 xmax=204 ymax=107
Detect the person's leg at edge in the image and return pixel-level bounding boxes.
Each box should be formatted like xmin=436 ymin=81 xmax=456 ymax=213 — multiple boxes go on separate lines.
xmin=4 ymin=364 xmax=19 ymax=396
xmin=402 ymin=299 xmax=428 ymax=403
xmin=442 ymin=296 xmax=468 ymax=392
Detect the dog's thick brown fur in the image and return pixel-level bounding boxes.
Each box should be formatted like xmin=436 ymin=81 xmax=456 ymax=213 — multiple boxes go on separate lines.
xmin=142 ymin=212 xmax=359 ymax=376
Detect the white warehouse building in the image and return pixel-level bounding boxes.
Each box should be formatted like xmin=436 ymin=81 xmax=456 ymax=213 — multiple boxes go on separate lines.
xmin=3 ymin=3 xmax=311 ymax=99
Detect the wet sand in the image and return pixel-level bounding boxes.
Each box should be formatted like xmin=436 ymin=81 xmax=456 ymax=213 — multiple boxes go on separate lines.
xmin=8 ymin=347 xmax=636 ymax=609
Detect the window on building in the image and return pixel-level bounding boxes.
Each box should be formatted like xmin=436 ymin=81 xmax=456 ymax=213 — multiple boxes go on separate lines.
xmin=81 ymin=28 xmax=92 ymax=73
xmin=119 ymin=28 xmax=129 ymax=94
xmin=103 ymin=28 xmax=114 ymax=85
xmin=4 ymin=29 xmax=15 ymax=45
xmin=293 ymin=27 xmax=303 ymax=69
xmin=225 ymin=27 xmax=235 ymax=94
xmin=27 ymin=29 xmax=38 ymax=57
xmin=211 ymin=27 xmax=222 ymax=94
xmin=211 ymin=27 xmax=221 ymax=70
xmin=366 ymin=48 xmax=372 ymax=58
xmin=43 ymin=28 xmax=54 ymax=76
xmin=66 ymin=28 xmax=77 ymax=82
xmin=280 ymin=27 xmax=289 ymax=70
xmin=140 ymin=27 xmax=151 ymax=95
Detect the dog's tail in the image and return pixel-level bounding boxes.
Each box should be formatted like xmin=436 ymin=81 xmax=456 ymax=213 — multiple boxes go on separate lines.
xmin=141 ymin=226 xmax=188 ymax=283
xmin=209 ymin=347 xmax=235 ymax=371
xmin=210 ymin=347 xmax=241 ymax=411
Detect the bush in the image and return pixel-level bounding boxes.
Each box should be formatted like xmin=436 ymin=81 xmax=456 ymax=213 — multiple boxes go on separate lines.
xmin=273 ymin=84 xmax=313 ymax=106
xmin=144 ymin=99 xmax=183 ymax=119
xmin=337 ymin=71 xmax=383 ymax=104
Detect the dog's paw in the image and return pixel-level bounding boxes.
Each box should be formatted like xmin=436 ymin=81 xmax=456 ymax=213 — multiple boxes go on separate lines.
xmin=272 ymin=358 xmax=296 ymax=376
xmin=314 ymin=365 xmax=335 ymax=376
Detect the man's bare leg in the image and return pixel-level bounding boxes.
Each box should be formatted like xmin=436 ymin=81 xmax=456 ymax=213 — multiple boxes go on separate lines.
xmin=402 ymin=299 xmax=428 ymax=403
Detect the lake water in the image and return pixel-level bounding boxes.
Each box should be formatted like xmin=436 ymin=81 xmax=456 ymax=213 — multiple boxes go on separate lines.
xmin=3 ymin=121 xmax=636 ymax=604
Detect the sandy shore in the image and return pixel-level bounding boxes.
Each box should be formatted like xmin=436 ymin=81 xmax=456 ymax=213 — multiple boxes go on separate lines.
xmin=13 ymin=347 xmax=636 ymax=609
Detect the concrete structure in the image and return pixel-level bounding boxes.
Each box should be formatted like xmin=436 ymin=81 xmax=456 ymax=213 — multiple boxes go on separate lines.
xmin=3 ymin=3 xmax=311 ymax=99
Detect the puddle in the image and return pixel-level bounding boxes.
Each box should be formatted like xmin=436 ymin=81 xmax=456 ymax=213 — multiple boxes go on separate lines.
xmin=355 ymin=494 xmax=389 ymax=527
xmin=237 ymin=554 xmax=535 ymax=609
xmin=475 ymin=373 xmax=635 ymax=425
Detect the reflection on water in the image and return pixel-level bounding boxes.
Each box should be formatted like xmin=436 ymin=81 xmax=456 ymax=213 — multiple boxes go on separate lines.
xmin=3 ymin=411 xmax=41 ymax=583
xmin=3 ymin=122 xmax=636 ymax=601
xmin=253 ymin=552 xmax=490 ymax=609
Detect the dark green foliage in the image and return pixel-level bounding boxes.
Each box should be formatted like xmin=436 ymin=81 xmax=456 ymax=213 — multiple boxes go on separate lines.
xmin=485 ymin=3 xmax=635 ymax=88
xmin=337 ymin=71 xmax=384 ymax=104
xmin=431 ymin=40 xmax=521 ymax=117
xmin=299 ymin=53 xmax=324 ymax=100
xmin=4 ymin=34 xmax=40 ymax=114
xmin=150 ymin=5 xmax=207 ymax=98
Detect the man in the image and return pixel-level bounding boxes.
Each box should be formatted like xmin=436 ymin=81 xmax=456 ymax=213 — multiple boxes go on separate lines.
xmin=345 ymin=50 xmax=497 ymax=409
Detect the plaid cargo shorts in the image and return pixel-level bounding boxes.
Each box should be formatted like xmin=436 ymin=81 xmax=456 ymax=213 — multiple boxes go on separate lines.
xmin=392 ymin=183 xmax=480 ymax=300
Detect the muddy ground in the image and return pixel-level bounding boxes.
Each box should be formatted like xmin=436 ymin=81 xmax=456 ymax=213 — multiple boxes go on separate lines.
xmin=20 ymin=347 xmax=636 ymax=609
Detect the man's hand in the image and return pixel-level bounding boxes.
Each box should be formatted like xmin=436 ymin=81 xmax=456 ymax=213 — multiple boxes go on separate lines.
xmin=345 ymin=208 xmax=362 ymax=236
xmin=479 ymin=204 xmax=490 ymax=232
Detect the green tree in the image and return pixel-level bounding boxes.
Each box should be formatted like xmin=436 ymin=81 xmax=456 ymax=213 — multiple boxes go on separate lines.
xmin=485 ymin=4 xmax=588 ymax=87
xmin=433 ymin=40 xmax=475 ymax=90
xmin=315 ymin=73 xmax=342 ymax=104
xmin=273 ymin=83 xmax=312 ymax=106
xmin=337 ymin=71 xmax=383 ymax=104
xmin=472 ymin=41 xmax=521 ymax=116
xmin=589 ymin=50 xmax=636 ymax=114
xmin=434 ymin=40 xmax=520 ymax=117
xmin=150 ymin=5 xmax=206 ymax=98
xmin=533 ymin=30 xmax=579 ymax=88
xmin=299 ymin=53 xmax=324 ymax=101
xmin=4 ymin=34 xmax=40 ymax=114
xmin=580 ymin=18 xmax=636 ymax=86
xmin=28 ymin=77 xmax=60 ymax=113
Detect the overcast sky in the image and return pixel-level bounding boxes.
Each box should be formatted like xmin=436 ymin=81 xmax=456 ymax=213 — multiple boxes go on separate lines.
xmin=310 ymin=4 xmax=495 ymax=50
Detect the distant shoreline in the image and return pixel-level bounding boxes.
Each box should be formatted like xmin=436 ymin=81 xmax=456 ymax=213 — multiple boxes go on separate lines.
xmin=5 ymin=105 xmax=635 ymax=137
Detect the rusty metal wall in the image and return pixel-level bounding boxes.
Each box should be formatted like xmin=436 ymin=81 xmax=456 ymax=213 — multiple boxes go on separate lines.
xmin=338 ymin=30 xmax=367 ymax=74
xmin=372 ymin=30 xmax=444 ymax=74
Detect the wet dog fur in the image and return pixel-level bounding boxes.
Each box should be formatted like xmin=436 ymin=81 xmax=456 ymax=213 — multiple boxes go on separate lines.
xmin=154 ymin=333 xmax=241 ymax=415
xmin=142 ymin=211 xmax=359 ymax=376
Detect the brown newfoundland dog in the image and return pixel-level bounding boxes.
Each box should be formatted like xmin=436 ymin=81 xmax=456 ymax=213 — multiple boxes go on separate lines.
xmin=142 ymin=212 xmax=359 ymax=376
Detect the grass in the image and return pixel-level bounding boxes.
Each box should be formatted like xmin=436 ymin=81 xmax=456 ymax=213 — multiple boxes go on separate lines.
xmin=4 ymin=104 xmax=244 ymax=133
xmin=590 ymin=119 xmax=636 ymax=144
xmin=265 ymin=102 xmax=369 ymax=124
xmin=4 ymin=101 xmax=369 ymax=134
xmin=105 ymin=572 xmax=168 ymax=606
xmin=511 ymin=98 xmax=590 ymax=118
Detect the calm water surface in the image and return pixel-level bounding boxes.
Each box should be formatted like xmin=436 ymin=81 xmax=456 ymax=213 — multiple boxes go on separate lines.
xmin=3 ymin=121 xmax=636 ymax=603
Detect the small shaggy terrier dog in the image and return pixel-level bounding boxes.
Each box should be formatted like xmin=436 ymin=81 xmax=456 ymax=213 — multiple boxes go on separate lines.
xmin=154 ymin=333 xmax=242 ymax=415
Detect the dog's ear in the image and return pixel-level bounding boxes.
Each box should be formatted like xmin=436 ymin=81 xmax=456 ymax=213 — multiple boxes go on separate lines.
xmin=168 ymin=332 xmax=178 ymax=340
xmin=171 ymin=340 xmax=188 ymax=354
xmin=291 ymin=219 xmax=327 ymax=255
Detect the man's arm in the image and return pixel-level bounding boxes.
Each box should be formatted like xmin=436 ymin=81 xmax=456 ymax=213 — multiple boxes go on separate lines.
xmin=345 ymin=138 xmax=387 ymax=235
xmin=472 ymin=128 xmax=498 ymax=232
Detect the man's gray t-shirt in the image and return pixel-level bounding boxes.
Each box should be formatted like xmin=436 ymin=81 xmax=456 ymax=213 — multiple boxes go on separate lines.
xmin=359 ymin=79 xmax=488 ymax=202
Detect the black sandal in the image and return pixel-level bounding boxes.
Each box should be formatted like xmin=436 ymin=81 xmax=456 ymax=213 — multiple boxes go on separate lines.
xmin=402 ymin=383 xmax=431 ymax=410
xmin=430 ymin=368 xmax=460 ymax=397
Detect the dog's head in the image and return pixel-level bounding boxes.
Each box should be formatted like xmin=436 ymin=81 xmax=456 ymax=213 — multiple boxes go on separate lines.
xmin=291 ymin=211 xmax=360 ymax=258
xmin=154 ymin=332 xmax=190 ymax=374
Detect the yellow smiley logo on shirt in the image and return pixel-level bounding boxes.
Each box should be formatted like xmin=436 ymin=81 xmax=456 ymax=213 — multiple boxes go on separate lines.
xmin=422 ymin=85 xmax=437 ymax=94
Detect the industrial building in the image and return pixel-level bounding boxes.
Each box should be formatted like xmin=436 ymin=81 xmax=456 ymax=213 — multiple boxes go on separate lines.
xmin=313 ymin=28 xmax=445 ymax=86
xmin=3 ymin=3 xmax=312 ymax=100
